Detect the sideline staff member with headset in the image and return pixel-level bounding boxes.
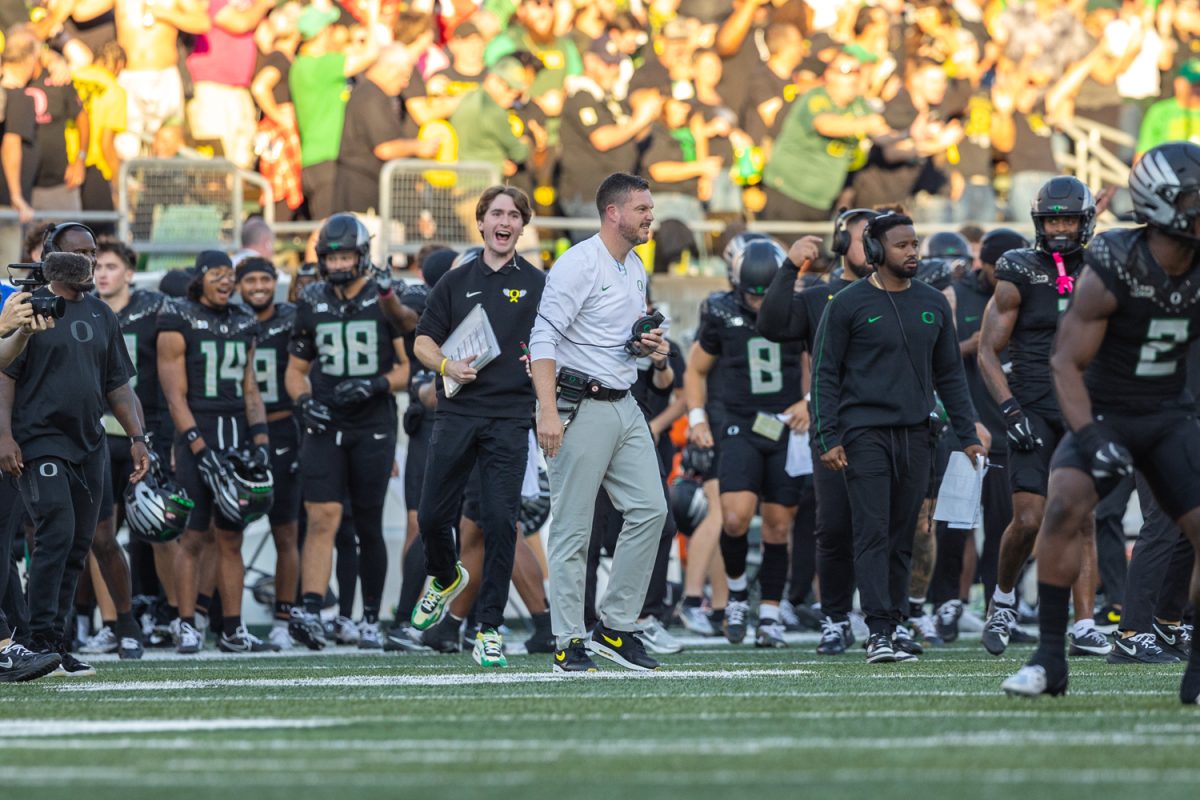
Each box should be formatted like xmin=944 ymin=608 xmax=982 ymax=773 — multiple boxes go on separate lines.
xmin=529 ymin=172 xmax=669 ymax=674
xmin=811 ymin=212 xmax=983 ymax=664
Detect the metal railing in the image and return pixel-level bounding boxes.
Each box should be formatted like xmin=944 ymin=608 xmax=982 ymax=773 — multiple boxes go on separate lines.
xmin=1058 ymin=117 xmax=1135 ymax=195
xmin=377 ymin=159 xmax=501 ymax=259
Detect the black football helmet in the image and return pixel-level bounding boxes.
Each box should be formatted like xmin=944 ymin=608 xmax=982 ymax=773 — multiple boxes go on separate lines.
xmin=226 ymin=448 xmax=274 ymax=524
xmin=723 ymin=232 xmax=783 ymax=289
xmin=733 ymin=240 xmax=786 ymax=299
xmin=1130 ymin=141 xmax=1200 ymax=243
xmin=316 ymin=213 xmax=372 ymax=284
xmin=1031 ymin=175 xmax=1096 ymax=254
xmin=124 ymin=459 xmax=194 ymax=544
xmin=669 ymin=476 xmax=708 ymax=538
xmin=519 ymin=467 xmax=551 ymax=534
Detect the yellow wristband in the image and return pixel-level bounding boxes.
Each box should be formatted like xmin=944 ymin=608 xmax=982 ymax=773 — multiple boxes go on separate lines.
xmin=439 ymin=357 xmax=448 ymax=376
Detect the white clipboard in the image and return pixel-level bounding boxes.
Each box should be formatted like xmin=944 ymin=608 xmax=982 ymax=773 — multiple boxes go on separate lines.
xmin=932 ymin=452 xmax=987 ymax=530
xmin=441 ymin=304 xmax=501 ymax=398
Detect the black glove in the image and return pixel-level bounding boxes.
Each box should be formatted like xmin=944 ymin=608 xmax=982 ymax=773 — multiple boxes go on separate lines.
xmin=1001 ymin=398 xmax=1042 ymax=452
xmin=298 ymin=394 xmax=333 ymax=433
xmin=251 ymin=443 xmax=271 ymax=470
xmin=332 ymin=376 xmax=389 ymax=408
xmin=1076 ymin=423 xmax=1134 ymax=495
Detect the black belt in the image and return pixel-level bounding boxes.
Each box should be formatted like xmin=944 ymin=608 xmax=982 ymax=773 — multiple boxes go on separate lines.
xmin=585 ymin=382 xmax=627 ymax=402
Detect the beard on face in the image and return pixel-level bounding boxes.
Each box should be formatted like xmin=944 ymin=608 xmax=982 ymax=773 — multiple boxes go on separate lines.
xmin=618 ymin=216 xmax=645 ymax=246
xmin=43 ymin=252 xmax=94 ymax=287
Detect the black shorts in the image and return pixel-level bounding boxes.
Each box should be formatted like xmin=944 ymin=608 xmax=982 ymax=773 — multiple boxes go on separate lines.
xmin=1009 ymin=409 xmax=1065 ymax=497
xmin=716 ymin=415 xmax=802 ymax=506
xmin=1050 ymin=409 xmax=1200 ymax=520
xmin=301 ymin=425 xmax=396 ymax=508
xmin=173 ymin=414 xmax=247 ymax=532
xmin=404 ymin=415 xmax=433 ymax=512
xmin=267 ymin=416 xmax=302 ymax=526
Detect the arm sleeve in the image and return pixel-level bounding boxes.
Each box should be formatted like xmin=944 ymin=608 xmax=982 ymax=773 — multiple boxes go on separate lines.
xmin=932 ymin=295 xmax=981 ymax=447
xmin=811 ymin=293 xmax=849 ymax=453
xmin=756 ymin=260 xmax=806 ymax=342
xmin=413 ymin=277 xmax=453 ymax=344
xmin=528 ymin=255 xmax=588 ymax=361
xmin=287 ymin=296 xmax=317 ymax=360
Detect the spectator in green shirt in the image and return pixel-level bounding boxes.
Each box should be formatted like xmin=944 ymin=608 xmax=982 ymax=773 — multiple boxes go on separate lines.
xmin=450 ymin=57 xmax=535 ymax=178
xmin=760 ymin=50 xmax=890 ymax=222
xmin=484 ymin=0 xmax=582 ymax=107
xmin=1137 ymin=58 xmax=1200 ymax=157
xmin=289 ymin=5 xmax=378 ymax=219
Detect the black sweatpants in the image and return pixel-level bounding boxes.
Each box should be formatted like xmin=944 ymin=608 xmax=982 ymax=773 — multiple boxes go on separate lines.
xmin=418 ymin=412 xmax=529 ymax=630
xmin=843 ymin=426 xmax=934 ymax=637
xmin=1122 ymin=473 xmax=1195 ymax=633
xmin=789 ymin=475 xmax=817 ymax=607
xmin=18 ymin=447 xmax=107 ymax=643
xmin=1095 ymin=475 xmax=1134 ymax=608
xmin=812 ymin=439 xmax=855 ymax=621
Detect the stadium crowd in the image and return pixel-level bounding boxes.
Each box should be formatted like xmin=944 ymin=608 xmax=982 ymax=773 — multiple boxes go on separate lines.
xmin=0 ymin=0 xmax=1198 ymax=225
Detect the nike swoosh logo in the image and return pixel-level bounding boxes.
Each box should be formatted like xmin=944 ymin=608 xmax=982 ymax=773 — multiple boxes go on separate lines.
xmin=274 ymin=448 xmax=289 ymax=456
xmin=867 ymin=315 xmax=883 ymax=323
xmin=1158 ymin=630 xmax=1177 ymax=645
xmin=0 ymin=658 xmax=11 ymax=668
xmin=602 ymin=634 xmax=623 ymax=648
xmin=965 ymin=315 xmax=980 ymax=322
xmin=373 ymin=433 xmax=387 ymax=440
xmin=601 ymin=285 xmax=612 ymax=292
xmin=466 ymin=291 xmax=482 ymax=297
xmin=555 ymin=651 xmax=566 ymax=662
xmin=1115 ymin=639 xmax=1136 ymax=655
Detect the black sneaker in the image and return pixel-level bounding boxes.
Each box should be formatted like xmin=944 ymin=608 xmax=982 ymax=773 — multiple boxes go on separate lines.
xmin=935 ymin=600 xmax=963 ymax=643
xmin=892 ymin=625 xmax=923 ymax=658
xmin=218 ymin=625 xmax=275 ymax=653
xmin=0 ymin=640 xmax=61 ymax=683
xmin=866 ymin=633 xmax=896 ymax=663
xmin=1154 ymin=621 xmax=1192 ymax=659
xmin=55 ymin=651 xmax=97 ymax=678
xmin=1093 ymin=603 xmax=1121 ymax=634
xmin=118 ymin=636 xmax=145 ymax=660
xmin=384 ymin=624 xmax=433 ymax=653
xmin=816 ymin=617 xmax=846 ymax=656
xmin=724 ymin=599 xmax=749 ymax=644
xmin=1009 ymin=626 xmax=1038 ymax=644
xmin=586 ymin=624 xmax=659 ymax=671
xmin=524 ymin=629 xmax=557 ymax=654
xmin=982 ymin=603 xmax=1017 ymax=656
xmin=288 ymin=609 xmax=327 ymax=651
xmin=423 ymin=615 xmax=463 ymax=654
xmin=552 ymin=638 xmax=598 ymax=674
xmin=1107 ymin=632 xmax=1179 ymax=664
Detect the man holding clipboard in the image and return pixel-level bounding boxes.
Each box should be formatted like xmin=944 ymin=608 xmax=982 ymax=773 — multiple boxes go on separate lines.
xmin=410 ymin=186 xmax=545 ymax=668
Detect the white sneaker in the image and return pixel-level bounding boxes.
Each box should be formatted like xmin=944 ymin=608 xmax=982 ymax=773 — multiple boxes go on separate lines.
xmin=80 ymin=626 xmax=119 ymax=655
xmin=334 ymin=615 xmax=360 ymax=645
xmin=269 ymin=623 xmax=294 ymax=651
xmin=679 ymin=604 xmax=715 ymax=637
xmin=176 ymin=621 xmax=204 ymax=654
xmin=194 ymin=609 xmax=210 ymax=636
xmin=357 ymin=620 xmax=383 ymax=650
xmin=637 ymin=616 xmax=683 ymax=654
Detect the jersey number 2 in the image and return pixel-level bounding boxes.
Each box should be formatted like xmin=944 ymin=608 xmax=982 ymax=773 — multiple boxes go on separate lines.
xmin=747 ymin=337 xmax=783 ymax=395
xmin=1135 ymin=318 xmax=1189 ymax=377
xmin=315 ymin=321 xmax=379 ymax=377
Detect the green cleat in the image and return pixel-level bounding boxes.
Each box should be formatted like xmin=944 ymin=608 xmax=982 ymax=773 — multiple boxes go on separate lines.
xmin=410 ymin=562 xmax=470 ymax=631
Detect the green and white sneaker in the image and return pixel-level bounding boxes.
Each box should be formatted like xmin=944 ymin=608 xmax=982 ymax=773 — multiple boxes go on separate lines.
xmin=410 ymin=562 xmax=470 ymax=631
xmin=472 ymin=628 xmax=507 ymax=668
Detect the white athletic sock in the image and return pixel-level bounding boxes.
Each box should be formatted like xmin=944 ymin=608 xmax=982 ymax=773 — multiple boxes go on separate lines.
xmin=1072 ymin=618 xmax=1095 ymax=636
xmin=727 ymin=574 xmax=748 ymax=593
xmin=759 ymin=604 xmax=780 ymax=622
xmin=993 ymin=587 xmax=1017 ymax=607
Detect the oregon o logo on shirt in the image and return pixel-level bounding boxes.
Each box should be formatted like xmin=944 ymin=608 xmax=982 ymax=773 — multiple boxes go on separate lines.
xmin=921 ymin=311 xmax=935 ymax=324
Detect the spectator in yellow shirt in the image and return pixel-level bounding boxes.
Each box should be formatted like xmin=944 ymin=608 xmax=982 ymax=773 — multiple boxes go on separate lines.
xmin=72 ymin=41 xmax=127 ymax=219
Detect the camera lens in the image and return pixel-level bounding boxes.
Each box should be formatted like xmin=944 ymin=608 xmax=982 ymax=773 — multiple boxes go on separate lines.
xmin=27 ymin=295 xmax=66 ymax=319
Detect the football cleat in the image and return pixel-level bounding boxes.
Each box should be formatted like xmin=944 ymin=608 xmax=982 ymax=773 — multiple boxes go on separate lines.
xmin=357 ymin=620 xmax=383 ymax=651
xmin=288 ymin=609 xmax=327 ymax=651
xmin=817 ymin=617 xmax=847 ymax=656
xmin=892 ymin=625 xmax=923 ymax=658
xmin=982 ymin=603 xmax=1018 ymax=656
xmin=911 ymin=613 xmax=943 ymax=647
xmin=678 ymin=604 xmax=716 ymax=637
xmin=724 ymin=600 xmax=750 ymax=645
xmin=935 ymin=600 xmax=963 ymax=643
xmin=118 ymin=636 xmax=144 ymax=660
xmin=1002 ymin=664 xmax=1068 ymax=698
xmin=333 ymin=615 xmax=360 ymax=645
xmin=1107 ymin=632 xmax=1179 ymax=664
xmin=176 ymin=621 xmax=204 ymax=655
xmin=410 ymin=562 xmax=470 ymax=631
xmin=755 ymin=620 xmax=788 ymax=649
xmin=1093 ymin=604 xmax=1121 ymax=634
xmin=1068 ymin=626 xmax=1113 ymax=657
xmin=218 ymin=625 xmax=274 ymax=653
xmin=269 ymin=623 xmax=294 ymax=651
xmin=587 ymin=624 xmax=659 ymax=671
xmin=80 ymin=626 xmax=119 ymax=655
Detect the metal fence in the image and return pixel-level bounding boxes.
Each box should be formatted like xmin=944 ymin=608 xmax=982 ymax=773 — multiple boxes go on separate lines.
xmin=377 ymin=159 xmax=501 ymax=260
xmin=117 ymin=158 xmax=273 ymax=270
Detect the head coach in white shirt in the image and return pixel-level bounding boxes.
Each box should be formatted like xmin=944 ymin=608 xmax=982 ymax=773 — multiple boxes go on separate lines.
xmin=528 ymin=172 xmax=669 ymax=674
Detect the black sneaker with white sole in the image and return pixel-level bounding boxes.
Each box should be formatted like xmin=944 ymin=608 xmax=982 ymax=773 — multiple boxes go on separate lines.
xmin=54 ymin=651 xmax=97 ymax=678
xmin=552 ymin=638 xmax=598 ymax=674
xmin=1107 ymin=632 xmax=1179 ymax=664
xmin=288 ymin=609 xmax=326 ymax=651
xmin=423 ymin=615 xmax=463 ymax=654
xmin=935 ymin=600 xmax=963 ymax=643
xmin=218 ymin=625 xmax=274 ymax=653
xmin=816 ymin=617 xmax=846 ymax=656
xmin=866 ymin=633 xmax=896 ymax=663
xmin=0 ymin=640 xmax=61 ymax=683
xmin=982 ymin=603 xmax=1017 ymax=656
xmin=587 ymin=625 xmax=659 ymax=671
xmin=384 ymin=624 xmax=433 ymax=653
xmin=1068 ymin=626 xmax=1113 ymax=657
xmin=892 ymin=625 xmax=923 ymax=658
xmin=1153 ymin=621 xmax=1192 ymax=659
xmin=724 ymin=600 xmax=749 ymax=645
xmin=118 ymin=636 xmax=145 ymax=660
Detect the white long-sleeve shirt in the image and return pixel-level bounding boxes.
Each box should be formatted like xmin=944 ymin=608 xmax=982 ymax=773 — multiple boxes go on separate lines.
xmin=528 ymin=234 xmax=647 ymax=390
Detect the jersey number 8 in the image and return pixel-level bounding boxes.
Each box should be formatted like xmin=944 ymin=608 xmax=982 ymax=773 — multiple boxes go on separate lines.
xmin=315 ymin=321 xmax=380 ymax=377
xmin=747 ymin=337 xmax=783 ymax=395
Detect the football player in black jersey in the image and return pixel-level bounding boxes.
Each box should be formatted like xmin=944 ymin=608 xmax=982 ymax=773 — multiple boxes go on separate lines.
xmin=685 ymin=239 xmax=809 ymax=648
xmin=88 ymin=241 xmax=171 ymax=659
xmin=1001 ymin=142 xmax=1200 ymax=701
xmin=978 ymin=178 xmax=1112 ymax=660
xmin=759 ymin=212 xmax=874 ymax=655
xmin=158 ymin=251 xmax=273 ymax=655
xmin=237 ymin=257 xmax=301 ymax=651
xmin=287 ymin=214 xmax=409 ymax=650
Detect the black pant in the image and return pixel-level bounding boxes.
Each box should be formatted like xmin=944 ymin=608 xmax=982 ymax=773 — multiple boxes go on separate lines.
xmin=418 ymin=412 xmax=530 ymax=630
xmin=812 ymin=441 xmax=855 ymax=620
xmin=18 ymin=447 xmax=107 ymax=642
xmin=789 ymin=475 xmax=817 ymax=606
xmin=1095 ymin=474 xmax=1134 ymax=607
xmin=844 ymin=426 xmax=933 ymax=636
xmin=977 ymin=452 xmax=1011 ymax=603
xmin=1122 ymin=473 xmax=1195 ymax=632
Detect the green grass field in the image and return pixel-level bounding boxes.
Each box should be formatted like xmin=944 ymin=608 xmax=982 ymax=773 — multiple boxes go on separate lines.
xmin=4 ymin=640 xmax=1198 ymax=799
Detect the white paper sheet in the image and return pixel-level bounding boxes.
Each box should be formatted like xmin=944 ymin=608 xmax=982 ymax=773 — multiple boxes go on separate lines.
xmin=785 ymin=431 xmax=813 ymax=477
xmin=521 ymin=430 xmax=540 ymax=498
xmin=932 ymin=452 xmax=987 ymax=530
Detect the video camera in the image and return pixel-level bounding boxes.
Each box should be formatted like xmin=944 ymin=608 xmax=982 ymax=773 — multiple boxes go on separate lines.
xmin=8 ymin=263 xmax=66 ymax=319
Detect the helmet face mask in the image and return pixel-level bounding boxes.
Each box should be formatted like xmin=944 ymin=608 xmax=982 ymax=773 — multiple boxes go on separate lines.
xmin=1031 ymin=175 xmax=1096 ymax=255
xmin=124 ymin=466 xmax=194 ymax=544
xmin=226 ymin=449 xmax=274 ymax=525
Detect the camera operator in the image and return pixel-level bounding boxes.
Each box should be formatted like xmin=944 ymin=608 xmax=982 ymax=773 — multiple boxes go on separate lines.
xmin=528 ymin=172 xmax=669 ymax=673
xmin=811 ymin=212 xmax=983 ymax=664
xmin=0 ymin=248 xmax=149 ymax=677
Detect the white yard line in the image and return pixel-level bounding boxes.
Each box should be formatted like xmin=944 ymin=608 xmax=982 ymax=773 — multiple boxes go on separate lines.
xmin=0 ymin=718 xmax=349 ymax=737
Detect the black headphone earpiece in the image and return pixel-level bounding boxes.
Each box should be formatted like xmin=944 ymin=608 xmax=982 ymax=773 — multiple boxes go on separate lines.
xmin=862 ymin=216 xmax=885 ymax=268
xmin=41 ymin=222 xmax=95 ymax=258
xmin=831 ymin=208 xmax=878 ymax=258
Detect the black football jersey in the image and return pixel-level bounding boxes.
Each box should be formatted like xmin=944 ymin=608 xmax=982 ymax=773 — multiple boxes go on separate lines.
xmin=951 ymin=270 xmax=1006 ymax=444
xmin=1083 ymin=227 xmax=1200 ymax=414
xmin=251 ymin=302 xmax=296 ymax=415
xmin=994 ymin=247 xmax=1083 ymax=416
xmin=115 ymin=288 xmax=168 ymax=419
xmin=289 ymin=281 xmax=403 ymax=429
xmin=697 ymin=293 xmax=804 ymax=417
xmin=157 ymin=298 xmax=259 ymax=416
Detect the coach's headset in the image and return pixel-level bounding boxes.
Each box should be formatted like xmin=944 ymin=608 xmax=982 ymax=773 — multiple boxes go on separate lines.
xmin=41 ymin=222 xmax=95 ymax=258
xmin=830 ymin=207 xmax=878 ymax=258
